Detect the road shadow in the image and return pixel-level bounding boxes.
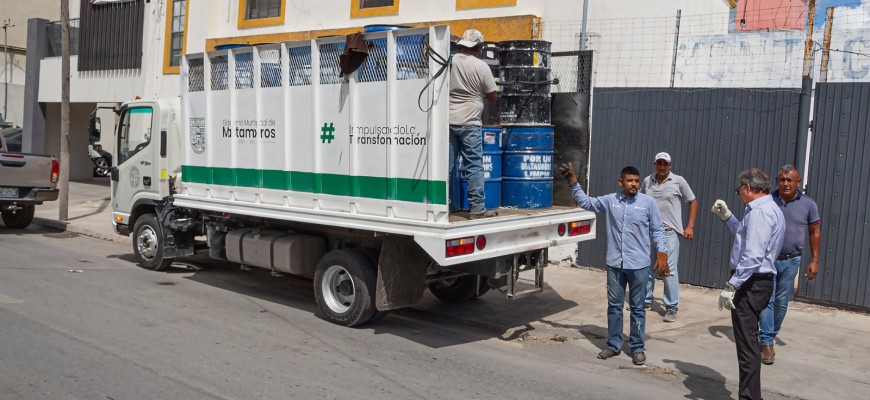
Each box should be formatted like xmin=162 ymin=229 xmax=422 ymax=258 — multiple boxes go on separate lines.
xmin=708 ymin=325 xmax=735 ymax=343
xmin=662 ymin=358 xmax=733 ymax=399
xmin=104 ymin=252 xmax=581 ymax=349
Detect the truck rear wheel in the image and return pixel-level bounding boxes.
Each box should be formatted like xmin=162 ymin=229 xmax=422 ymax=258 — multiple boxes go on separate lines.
xmin=428 ymin=275 xmax=480 ymax=304
xmin=314 ymin=249 xmax=380 ymax=327
xmin=1 ymin=205 xmax=35 ymax=229
xmin=132 ymin=214 xmax=173 ymax=271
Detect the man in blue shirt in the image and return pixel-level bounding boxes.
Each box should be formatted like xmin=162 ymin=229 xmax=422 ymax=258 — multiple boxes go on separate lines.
xmin=559 ymin=163 xmax=669 ymax=366
xmin=758 ymin=165 xmax=821 ymax=365
xmin=711 ymin=168 xmax=785 ymax=400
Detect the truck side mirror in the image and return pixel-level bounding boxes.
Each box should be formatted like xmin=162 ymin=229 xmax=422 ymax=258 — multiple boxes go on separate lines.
xmin=89 ymin=116 xmax=102 ymax=143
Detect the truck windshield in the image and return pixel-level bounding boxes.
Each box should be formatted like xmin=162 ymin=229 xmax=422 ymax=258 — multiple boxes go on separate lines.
xmin=117 ymin=107 xmax=154 ymax=165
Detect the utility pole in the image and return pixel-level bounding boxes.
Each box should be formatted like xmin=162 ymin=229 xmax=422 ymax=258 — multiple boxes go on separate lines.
xmin=59 ymin=0 xmax=70 ymax=221
xmin=2 ymin=19 xmax=14 ymax=122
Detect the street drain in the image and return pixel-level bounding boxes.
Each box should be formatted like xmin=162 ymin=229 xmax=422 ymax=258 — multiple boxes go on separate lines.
xmin=156 ymin=282 xmax=176 ymax=286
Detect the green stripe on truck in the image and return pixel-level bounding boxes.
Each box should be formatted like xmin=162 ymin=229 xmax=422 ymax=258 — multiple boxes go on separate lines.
xmin=180 ymin=165 xmax=447 ymax=205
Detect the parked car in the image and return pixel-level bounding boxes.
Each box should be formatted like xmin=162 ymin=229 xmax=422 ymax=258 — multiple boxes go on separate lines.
xmin=0 ymin=130 xmax=59 ymax=228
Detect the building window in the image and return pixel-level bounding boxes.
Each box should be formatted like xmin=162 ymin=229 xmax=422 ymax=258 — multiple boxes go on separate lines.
xmin=238 ymin=0 xmax=286 ymax=28
xmin=163 ymin=0 xmax=188 ymax=74
xmin=456 ymin=0 xmax=516 ymax=9
xmin=350 ymin=0 xmax=400 ymax=18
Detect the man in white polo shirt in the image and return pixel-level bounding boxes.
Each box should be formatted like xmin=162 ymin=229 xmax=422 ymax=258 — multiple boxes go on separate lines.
xmin=641 ymin=152 xmax=698 ymax=322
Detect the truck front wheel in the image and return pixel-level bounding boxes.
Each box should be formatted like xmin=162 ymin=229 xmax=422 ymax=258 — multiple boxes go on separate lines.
xmin=132 ymin=214 xmax=173 ymax=271
xmin=314 ymin=249 xmax=381 ymax=327
xmin=1 ymin=205 xmax=35 ymax=229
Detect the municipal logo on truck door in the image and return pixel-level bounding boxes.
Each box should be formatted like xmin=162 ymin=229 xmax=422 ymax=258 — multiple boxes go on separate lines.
xmin=190 ymin=118 xmax=206 ymax=154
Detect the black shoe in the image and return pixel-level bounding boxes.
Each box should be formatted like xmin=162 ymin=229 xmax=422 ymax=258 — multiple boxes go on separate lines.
xmin=632 ymin=352 xmax=646 ymax=365
xmin=597 ymin=348 xmax=621 ymax=360
xmin=469 ymin=210 xmax=498 ymax=220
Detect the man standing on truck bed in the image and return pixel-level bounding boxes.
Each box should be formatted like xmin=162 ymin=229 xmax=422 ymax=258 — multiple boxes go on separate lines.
xmin=449 ymin=29 xmax=498 ymax=219
xmin=558 ymin=163 xmax=669 ymax=366
xmin=641 ymin=152 xmax=698 ymax=322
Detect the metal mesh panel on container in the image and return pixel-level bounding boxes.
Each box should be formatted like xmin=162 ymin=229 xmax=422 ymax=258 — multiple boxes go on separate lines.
xmin=396 ymin=34 xmax=428 ymax=81
xmin=259 ymin=48 xmax=282 ymax=88
xmin=235 ymin=52 xmax=255 ymax=89
xmin=288 ymin=46 xmax=312 ymax=86
xmin=551 ymin=53 xmax=578 ymax=93
xmin=319 ymin=42 xmax=347 ymax=85
xmin=358 ymin=38 xmax=387 ymax=83
xmin=549 ymin=50 xmax=593 ymax=93
xmin=210 ymin=55 xmax=228 ymax=90
xmin=187 ymin=57 xmax=204 ymax=92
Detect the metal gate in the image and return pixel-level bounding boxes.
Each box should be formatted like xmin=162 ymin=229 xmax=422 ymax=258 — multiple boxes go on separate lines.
xmin=576 ymin=88 xmax=802 ymax=288
xmin=801 ymin=82 xmax=870 ymax=308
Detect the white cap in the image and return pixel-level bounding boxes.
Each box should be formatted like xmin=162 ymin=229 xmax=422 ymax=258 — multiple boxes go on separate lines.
xmin=457 ymin=29 xmax=484 ymax=48
xmin=654 ymin=152 xmax=672 ymax=163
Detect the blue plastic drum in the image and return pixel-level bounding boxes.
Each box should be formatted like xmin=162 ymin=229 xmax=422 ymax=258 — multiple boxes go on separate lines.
xmin=501 ymin=125 xmax=554 ymax=208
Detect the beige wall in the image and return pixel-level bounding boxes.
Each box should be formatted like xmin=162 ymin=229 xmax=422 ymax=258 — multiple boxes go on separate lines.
xmin=44 ymin=102 xmax=99 ymax=181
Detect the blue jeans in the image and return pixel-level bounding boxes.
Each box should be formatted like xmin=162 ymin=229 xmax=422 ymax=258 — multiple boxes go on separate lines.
xmin=448 ymin=124 xmax=485 ymax=214
xmin=758 ymin=256 xmax=800 ymax=345
xmin=606 ymin=265 xmax=648 ymax=354
xmin=646 ymin=230 xmax=680 ymax=311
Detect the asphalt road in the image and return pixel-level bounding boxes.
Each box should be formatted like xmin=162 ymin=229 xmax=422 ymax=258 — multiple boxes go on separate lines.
xmin=1 ymin=225 xmax=728 ymax=400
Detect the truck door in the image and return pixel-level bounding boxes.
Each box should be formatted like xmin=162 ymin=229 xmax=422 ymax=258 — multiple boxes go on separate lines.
xmin=112 ymin=105 xmax=158 ymax=215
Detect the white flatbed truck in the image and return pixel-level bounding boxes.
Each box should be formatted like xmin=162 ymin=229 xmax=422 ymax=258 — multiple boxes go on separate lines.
xmin=105 ymin=26 xmax=595 ymax=326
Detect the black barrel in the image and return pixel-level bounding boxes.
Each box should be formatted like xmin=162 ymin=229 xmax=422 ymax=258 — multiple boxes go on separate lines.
xmin=498 ymin=40 xmax=552 ymax=125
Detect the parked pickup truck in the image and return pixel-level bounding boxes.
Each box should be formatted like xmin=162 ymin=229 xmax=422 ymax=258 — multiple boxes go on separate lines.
xmin=0 ymin=131 xmax=60 ymax=228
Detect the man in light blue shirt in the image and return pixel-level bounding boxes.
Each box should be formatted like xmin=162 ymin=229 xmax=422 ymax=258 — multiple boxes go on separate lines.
xmin=559 ymin=163 xmax=669 ymax=366
xmin=711 ymin=168 xmax=785 ymax=400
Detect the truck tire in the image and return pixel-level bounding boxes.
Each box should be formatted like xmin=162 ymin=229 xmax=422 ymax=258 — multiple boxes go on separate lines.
xmin=314 ymin=249 xmax=380 ymax=327
xmin=428 ymin=275 xmax=479 ymax=304
xmin=1 ymin=205 xmax=35 ymax=229
xmin=132 ymin=214 xmax=173 ymax=271
xmin=355 ymin=247 xmax=389 ymax=323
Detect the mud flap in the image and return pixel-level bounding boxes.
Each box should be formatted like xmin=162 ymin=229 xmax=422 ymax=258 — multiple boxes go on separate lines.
xmin=375 ymin=235 xmax=429 ymax=311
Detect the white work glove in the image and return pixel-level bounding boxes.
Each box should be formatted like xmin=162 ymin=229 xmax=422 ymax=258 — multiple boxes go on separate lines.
xmin=711 ymin=199 xmax=732 ymax=222
xmin=718 ymin=283 xmax=736 ymax=311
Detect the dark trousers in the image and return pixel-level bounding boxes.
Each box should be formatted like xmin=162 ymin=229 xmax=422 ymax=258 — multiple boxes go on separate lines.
xmin=731 ymin=274 xmax=774 ymax=400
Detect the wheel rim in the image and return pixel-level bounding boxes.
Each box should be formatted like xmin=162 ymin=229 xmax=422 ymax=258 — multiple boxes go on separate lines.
xmin=136 ymin=225 xmax=159 ymax=261
xmin=321 ymin=264 xmax=354 ymax=314
xmin=95 ymin=159 xmax=109 ymax=175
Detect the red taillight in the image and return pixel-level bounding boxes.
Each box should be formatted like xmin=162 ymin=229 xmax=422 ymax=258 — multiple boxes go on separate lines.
xmin=476 ymin=235 xmax=487 ymax=250
xmin=568 ymin=220 xmax=592 ymax=236
xmin=446 ymin=237 xmax=475 ymax=257
xmin=557 ymin=223 xmax=566 ymax=236
xmin=51 ymin=160 xmax=60 ymax=183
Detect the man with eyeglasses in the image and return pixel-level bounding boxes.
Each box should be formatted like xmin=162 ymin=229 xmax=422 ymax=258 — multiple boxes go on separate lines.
xmin=640 ymin=152 xmax=698 ymax=322
xmin=757 ymin=164 xmax=821 ymax=365
xmin=711 ymin=168 xmax=785 ymax=400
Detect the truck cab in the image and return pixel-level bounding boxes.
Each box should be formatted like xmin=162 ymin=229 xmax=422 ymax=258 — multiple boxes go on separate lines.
xmin=110 ymin=99 xmax=181 ymax=236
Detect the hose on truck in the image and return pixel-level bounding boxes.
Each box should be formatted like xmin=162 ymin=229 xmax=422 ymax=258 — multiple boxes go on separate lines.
xmin=417 ymin=43 xmax=452 ymax=113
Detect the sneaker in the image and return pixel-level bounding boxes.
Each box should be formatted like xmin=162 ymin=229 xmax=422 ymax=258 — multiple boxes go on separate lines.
xmin=645 ymin=303 xmax=652 ymax=311
xmin=663 ymin=310 xmax=677 ymax=322
xmin=631 ymin=351 xmax=647 ymax=365
xmin=469 ymin=210 xmax=498 ymax=220
xmin=597 ymin=348 xmax=621 ymax=360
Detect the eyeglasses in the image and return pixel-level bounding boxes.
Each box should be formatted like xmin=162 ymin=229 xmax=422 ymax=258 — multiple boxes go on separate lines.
xmin=734 ymin=184 xmax=744 ymax=195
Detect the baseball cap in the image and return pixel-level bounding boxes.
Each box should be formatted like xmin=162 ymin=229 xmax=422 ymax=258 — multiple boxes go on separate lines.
xmin=457 ymin=29 xmax=484 ymax=48
xmin=654 ymin=152 xmax=672 ymax=163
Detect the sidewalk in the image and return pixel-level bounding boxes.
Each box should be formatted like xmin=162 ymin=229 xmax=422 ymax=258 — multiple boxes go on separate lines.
xmin=31 ymin=181 xmax=870 ymax=400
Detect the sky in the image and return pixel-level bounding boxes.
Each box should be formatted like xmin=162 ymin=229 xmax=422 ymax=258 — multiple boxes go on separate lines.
xmin=814 ymin=0 xmax=870 ymax=28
